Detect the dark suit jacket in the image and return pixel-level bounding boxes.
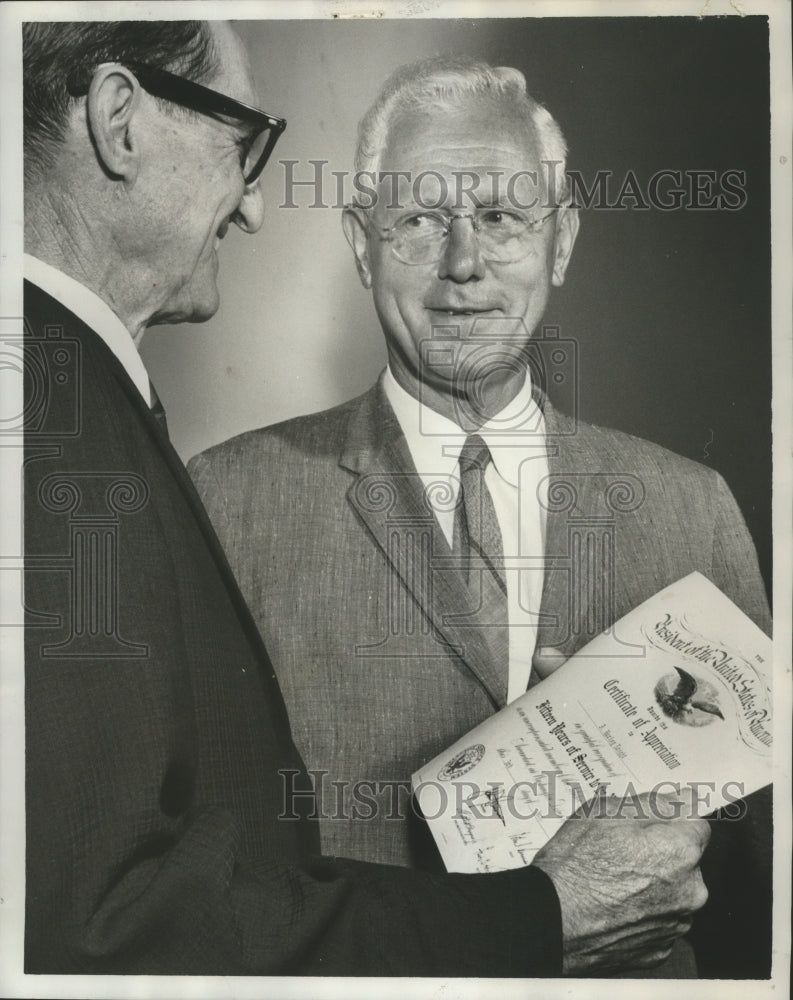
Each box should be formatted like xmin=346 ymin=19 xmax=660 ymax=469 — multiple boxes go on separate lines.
xmin=23 ymin=281 xmax=563 ymax=976
xmin=190 ymin=377 xmax=773 ymax=977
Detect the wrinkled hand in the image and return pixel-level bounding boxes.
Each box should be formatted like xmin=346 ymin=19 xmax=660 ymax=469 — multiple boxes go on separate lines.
xmin=532 ymin=788 xmax=710 ymax=975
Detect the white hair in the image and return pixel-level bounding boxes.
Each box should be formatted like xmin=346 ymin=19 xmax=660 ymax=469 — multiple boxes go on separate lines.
xmin=354 ymin=56 xmax=570 ymax=204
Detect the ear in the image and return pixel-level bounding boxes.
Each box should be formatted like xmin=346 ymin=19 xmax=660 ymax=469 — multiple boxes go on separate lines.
xmin=550 ymin=206 xmax=580 ymax=287
xmin=86 ymin=65 xmax=142 ymax=184
xmin=342 ymin=207 xmax=373 ymax=289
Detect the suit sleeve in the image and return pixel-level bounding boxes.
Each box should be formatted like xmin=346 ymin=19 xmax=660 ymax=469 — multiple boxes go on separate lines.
xmin=28 ymin=791 xmax=561 ymax=976
xmin=709 ymin=472 xmax=771 ymax=634
xmin=25 ymin=542 xmax=562 ymax=978
xmin=25 ymin=429 xmax=561 ymax=974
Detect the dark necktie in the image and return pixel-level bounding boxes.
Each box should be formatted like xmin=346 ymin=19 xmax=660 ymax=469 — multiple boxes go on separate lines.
xmin=454 ymin=434 xmax=509 ymax=698
xmin=149 ymin=381 xmax=169 ymax=437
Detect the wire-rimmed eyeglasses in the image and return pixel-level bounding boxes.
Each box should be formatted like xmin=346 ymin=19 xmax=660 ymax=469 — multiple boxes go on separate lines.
xmin=361 ymin=206 xmax=559 ymax=265
xmin=67 ymin=62 xmax=286 ymax=186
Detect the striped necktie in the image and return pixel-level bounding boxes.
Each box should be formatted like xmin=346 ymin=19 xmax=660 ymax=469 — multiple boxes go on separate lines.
xmin=454 ymin=434 xmax=509 ymax=699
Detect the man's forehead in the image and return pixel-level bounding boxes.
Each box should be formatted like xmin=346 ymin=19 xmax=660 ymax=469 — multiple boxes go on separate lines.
xmin=381 ymin=105 xmax=540 ymax=175
xmin=377 ymin=106 xmax=547 ymax=210
xmin=207 ymin=22 xmax=259 ymax=107
xmin=397 ymin=146 xmax=536 ymax=172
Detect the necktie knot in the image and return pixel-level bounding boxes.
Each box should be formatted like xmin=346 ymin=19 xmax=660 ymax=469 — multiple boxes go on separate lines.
xmin=458 ymin=433 xmax=491 ymax=475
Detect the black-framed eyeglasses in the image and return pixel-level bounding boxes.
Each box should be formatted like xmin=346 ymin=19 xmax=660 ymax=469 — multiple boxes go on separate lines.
xmin=358 ymin=206 xmax=559 ymax=265
xmin=67 ymin=62 xmax=286 ymax=185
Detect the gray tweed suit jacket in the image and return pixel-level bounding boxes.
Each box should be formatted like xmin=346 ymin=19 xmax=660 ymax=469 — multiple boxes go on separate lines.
xmin=190 ymin=375 xmax=772 ymax=977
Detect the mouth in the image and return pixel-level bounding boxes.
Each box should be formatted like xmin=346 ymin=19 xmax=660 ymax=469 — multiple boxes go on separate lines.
xmin=427 ymin=307 xmax=501 ymax=316
xmin=214 ymin=220 xmax=231 ymax=251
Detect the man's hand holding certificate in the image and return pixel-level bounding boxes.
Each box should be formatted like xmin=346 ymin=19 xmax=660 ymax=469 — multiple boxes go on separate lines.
xmin=412 ymin=572 xmax=772 ymax=972
xmin=533 ymin=787 xmax=710 ymax=974
xmin=413 ymin=573 xmax=772 ymax=872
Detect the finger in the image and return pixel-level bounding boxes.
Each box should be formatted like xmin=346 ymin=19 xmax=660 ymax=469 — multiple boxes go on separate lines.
xmin=658 ymin=784 xmax=714 ymax=824
xmin=644 ymin=790 xmax=713 ymax=845
xmin=577 ymin=789 xmax=661 ymax=822
xmin=531 ymin=646 xmax=568 ymax=680
xmin=690 ymin=817 xmax=712 ymax=852
xmin=643 ymin=817 xmax=711 ymax=872
xmin=687 ymin=867 xmax=709 ymax=912
xmin=633 ymin=944 xmax=676 ymax=969
xmin=632 ymin=928 xmax=695 ymax=969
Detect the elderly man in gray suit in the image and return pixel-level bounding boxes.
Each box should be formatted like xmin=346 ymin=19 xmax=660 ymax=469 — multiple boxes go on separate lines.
xmin=190 ymin=57 xmax=771 ymax=977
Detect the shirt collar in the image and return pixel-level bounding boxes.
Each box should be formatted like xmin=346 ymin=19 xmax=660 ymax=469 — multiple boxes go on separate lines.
xmin=24 ymin=253 xmax=152 ymax=405
xmin=382 ymin=366 xmax=461 ymax=480
xmin=382 ymin=366 xmax=545 ymax=488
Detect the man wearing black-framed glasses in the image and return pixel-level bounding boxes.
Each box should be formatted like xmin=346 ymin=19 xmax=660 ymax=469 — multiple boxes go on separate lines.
xmin=22 ymin=18 xmax=577 ymax=979
xmin=66 ymin=60 xmax=286 ymax=187
xmin=25 ymin=22 xmax=280 ymax=334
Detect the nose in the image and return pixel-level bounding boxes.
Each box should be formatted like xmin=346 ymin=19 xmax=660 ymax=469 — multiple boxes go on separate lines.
xmin=232 ymin=180 xmax=265 ymax=234
xmin=437 ymin=215 xmax=487 ymax=282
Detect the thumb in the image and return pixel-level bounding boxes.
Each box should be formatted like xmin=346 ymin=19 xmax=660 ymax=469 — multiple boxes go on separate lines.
xmin=532 ymin=645 xmax=568 ymax=681
xmin=648 ymin=785 xmax=714 ymax=835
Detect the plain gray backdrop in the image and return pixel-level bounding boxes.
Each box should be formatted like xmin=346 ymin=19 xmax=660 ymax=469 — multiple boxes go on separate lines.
xmin=140 ymin=16 xmax=772 ymax=592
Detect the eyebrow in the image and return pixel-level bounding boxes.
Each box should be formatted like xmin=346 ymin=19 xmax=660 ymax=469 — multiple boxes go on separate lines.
xmin=388 ymin=198 xmax=520 ymax=215
xmin=232 ymin=121 xmax=259 ymax=142
xmin=238 ymin=115 xmax=261 ymax=134
xmin=468 ymin=195 xmax=507 ymax=209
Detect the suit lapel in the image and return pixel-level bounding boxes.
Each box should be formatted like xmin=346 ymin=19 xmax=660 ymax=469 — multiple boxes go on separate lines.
xmin=536 ymin=401 xmax=578 ymax=655
xmin=536 ymin=401 xmax=620 ymax=658
xmin=110 ymin=354 xmax=286 ymax=686
xmin=341 ymin=381 xmax=508 ymax=708
xmin=24 ymin=284 xmax=291 ymax=713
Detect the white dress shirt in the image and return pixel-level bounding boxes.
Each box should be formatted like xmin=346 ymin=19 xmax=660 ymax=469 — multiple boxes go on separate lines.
xmin=24 ymin=253 xmax=152 ymax=406
xmin=383 ymin=367 xmax=550 ymax=703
